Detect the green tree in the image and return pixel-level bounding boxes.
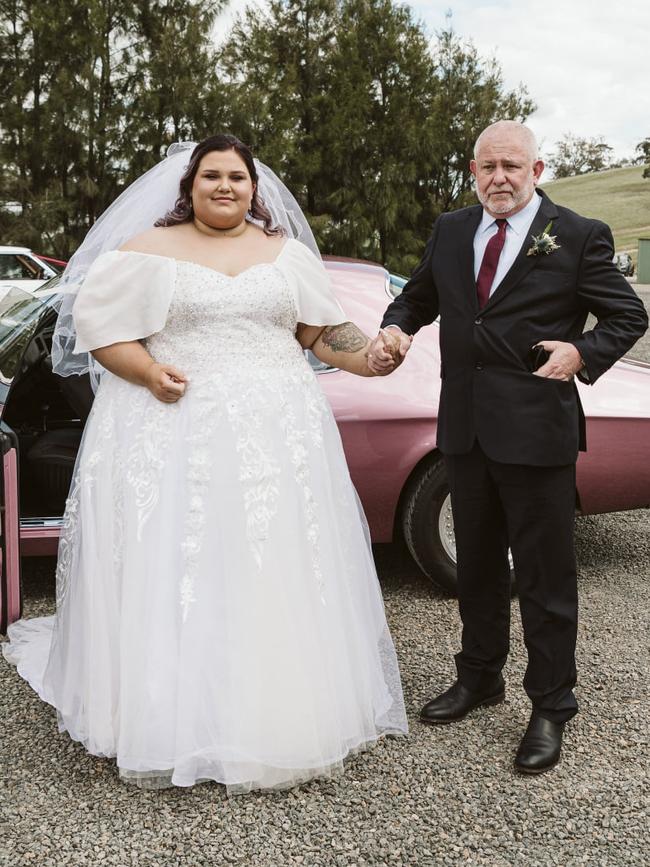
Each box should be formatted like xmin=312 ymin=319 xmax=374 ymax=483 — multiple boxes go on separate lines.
xmin=218 ymin=4 xmax=534 ymax=272
xmin=321 ymin=0 xmax=437 ymax=268
xmin=547 ymin=133 xmax=614 ymax=178
xmin=426 ymin=26 xmax=534 ymax=219
xmin=321 ymin=15 xmax=535 ymax=270
xmin=218 ymin=0 xmax=337 ymax=213
xmin=121 ymin=0 xmax=227 ymax=179
xmin=1 ymin=0 xmax=536 ymax=270
xmin=1 ymin=0 xmax=138 ymax=250
xmin=0 ymin=0 xmax=226 ymax=256
xmin=635 ymin=137 xmax=650 ymax=178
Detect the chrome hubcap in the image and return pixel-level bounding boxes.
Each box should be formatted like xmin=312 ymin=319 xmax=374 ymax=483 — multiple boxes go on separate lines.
xmin=438 ymin=493 xmax=514 ymax=569
xmin=438 ymin=494 xmax=457 ymax=563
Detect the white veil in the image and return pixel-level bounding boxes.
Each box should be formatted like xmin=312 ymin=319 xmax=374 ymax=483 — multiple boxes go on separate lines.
xmin=52 ymin=142 xmax=320 ymax=380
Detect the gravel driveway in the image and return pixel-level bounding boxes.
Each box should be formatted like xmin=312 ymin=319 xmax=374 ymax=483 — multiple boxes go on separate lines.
xmin=1 ymin=290 xmax=648 ymax=867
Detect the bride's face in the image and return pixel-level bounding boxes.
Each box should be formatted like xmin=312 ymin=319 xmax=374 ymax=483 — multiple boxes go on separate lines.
xmin=191 ymin=149 xmax=256 ymax=229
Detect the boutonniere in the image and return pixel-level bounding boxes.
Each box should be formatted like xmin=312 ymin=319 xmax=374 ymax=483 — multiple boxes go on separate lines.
xmin=527 ymin=221 xmax=560 ymax=257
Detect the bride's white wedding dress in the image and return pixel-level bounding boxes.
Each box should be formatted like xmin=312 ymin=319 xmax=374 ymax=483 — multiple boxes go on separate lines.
xmin=3 ymin=239 xmax=407 ymax=794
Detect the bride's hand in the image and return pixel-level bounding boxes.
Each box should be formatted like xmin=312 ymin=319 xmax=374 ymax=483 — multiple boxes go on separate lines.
xmin=144 ymin=362 xmax=188 ymax=403
xmin=366 ymin=328 xmax=412 ymax=375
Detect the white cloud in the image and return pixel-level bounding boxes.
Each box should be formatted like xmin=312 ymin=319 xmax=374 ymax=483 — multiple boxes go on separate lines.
xmin=411 ymin=0 xmax=650 ymax=158
xmin=216 ymin=0 xmax=649 ymax=158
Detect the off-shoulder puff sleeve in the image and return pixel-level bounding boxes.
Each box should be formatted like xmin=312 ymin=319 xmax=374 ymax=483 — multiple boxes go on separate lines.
xmin=72 ymin=250 xmax=176 ymax=354
xmin=275 ymin=239 xmax=347 ymax=327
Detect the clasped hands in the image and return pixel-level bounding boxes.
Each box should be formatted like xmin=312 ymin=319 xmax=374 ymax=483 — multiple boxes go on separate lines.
xmin=366 ymin=327 xmax=413 ymax=375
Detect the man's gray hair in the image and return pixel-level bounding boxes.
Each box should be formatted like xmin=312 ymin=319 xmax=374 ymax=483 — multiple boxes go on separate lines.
xmin=474 ymin=121 xmax=539 ymax=162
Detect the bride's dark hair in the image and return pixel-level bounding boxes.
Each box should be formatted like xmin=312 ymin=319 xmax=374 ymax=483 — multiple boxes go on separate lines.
xmin=155 ymin=134 xmax=285 ymax=236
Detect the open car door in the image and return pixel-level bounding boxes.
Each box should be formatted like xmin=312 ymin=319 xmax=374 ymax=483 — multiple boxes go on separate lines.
xmin=0 ymin=285 xmax=51 ymax=633
xmin=0 ymin=423 xmax=20 ymax=632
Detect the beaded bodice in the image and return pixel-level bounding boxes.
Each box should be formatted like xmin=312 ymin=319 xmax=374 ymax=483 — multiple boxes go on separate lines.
xmin=145 ymin=261 xmax=308 ymax=380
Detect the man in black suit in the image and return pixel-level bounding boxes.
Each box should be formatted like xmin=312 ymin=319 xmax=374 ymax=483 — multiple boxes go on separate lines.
xmin=369 ymin=120 xmax=648 ymax=773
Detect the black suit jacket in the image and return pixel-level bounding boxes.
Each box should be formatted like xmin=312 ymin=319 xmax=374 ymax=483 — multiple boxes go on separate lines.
xmin=381 ymin=190 xmax=649 ymax=466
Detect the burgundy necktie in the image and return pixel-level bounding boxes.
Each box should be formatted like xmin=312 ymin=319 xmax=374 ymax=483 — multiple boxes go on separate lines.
xmin=476 ymin=218 xmax=508 ymax=308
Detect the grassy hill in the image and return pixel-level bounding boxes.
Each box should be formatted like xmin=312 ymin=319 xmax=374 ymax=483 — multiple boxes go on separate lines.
xmin=542 ymin=166 xmax=650 ymax=261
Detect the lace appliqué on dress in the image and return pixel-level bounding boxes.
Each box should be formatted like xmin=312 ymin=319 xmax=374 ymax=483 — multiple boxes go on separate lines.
xmin=279 ymin=369 xmax=329 ymax=603
xmin=225 ymin=392 xmax=281 ymax=570
xmin=125 ymin=389 xmax=179 ymax=542
xmin=178 ymin=379 xmax=221 ymax=621
xmin=55 ymin=383 xmax=117 ymax=608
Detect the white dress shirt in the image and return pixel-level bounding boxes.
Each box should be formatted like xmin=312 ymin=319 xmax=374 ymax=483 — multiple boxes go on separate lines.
xmin=473 ymin=191 xmax=542 ymax=296
xmin=384 ymin=191 xmax=543 ymax=336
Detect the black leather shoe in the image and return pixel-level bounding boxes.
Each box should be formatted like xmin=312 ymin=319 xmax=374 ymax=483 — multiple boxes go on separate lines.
xmin=419 ymin=679 xmax=505 ymax=725
xmin=515 ymin=712 xmax=565 ymax=774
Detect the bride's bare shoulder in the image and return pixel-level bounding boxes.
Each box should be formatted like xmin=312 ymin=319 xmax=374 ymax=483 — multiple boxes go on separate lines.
xmin=119 ymin=226 xmax=185 ymax=254
xmin=248 ymin=225 xmax=290 ymax=254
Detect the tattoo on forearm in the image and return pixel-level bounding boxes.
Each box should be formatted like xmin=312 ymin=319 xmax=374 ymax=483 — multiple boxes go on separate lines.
xmin=321 ymin=322 xmax=367 ymax=353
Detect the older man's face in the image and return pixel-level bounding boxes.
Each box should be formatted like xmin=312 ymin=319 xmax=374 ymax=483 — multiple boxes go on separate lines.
xmin=470 ymin=133 xmax=544 ymax=218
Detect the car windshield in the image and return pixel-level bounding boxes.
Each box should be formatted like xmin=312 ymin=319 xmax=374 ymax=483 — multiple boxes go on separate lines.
xmin=387 ymin=273 xmax=407 ymax=298
xmin=0 ymin=285 xmax=50 ymax=388
xmin=0 ymin=253 xmax=47 ymax=281
xmin=306 ymin=349 xmax=335 ymax=372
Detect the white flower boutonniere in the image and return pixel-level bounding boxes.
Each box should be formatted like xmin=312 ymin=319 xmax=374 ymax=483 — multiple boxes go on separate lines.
xmin=527 ymin=220 xmax=561 ymax=257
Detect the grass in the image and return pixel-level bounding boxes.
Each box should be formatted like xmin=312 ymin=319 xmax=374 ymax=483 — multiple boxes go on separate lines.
xmin=542 ymin=165 xmax=650 ymax=260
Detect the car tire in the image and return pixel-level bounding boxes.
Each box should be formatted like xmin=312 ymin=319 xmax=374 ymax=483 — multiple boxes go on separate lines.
xmin=401 ymin=456 xmax=517 ymax=596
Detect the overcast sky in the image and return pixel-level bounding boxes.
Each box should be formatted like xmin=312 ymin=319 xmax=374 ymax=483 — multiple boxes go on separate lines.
xmin=216 ymin=0 xmax=649 ymax=161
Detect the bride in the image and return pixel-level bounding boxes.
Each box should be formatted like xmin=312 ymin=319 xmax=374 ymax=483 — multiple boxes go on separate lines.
xmin=3 ymin=134 xmax=408 ymax=794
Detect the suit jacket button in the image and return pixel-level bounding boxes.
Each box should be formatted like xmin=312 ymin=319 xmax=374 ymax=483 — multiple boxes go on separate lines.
xmin=475 ymin=362 xmax=483 ymax=370
xmin=474 ymin=317 xmax=483 ymax=325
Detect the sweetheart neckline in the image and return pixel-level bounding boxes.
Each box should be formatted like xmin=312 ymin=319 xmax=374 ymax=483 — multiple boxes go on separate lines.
xmin=114 ymin=244 xmax=291 ymax=280
xmin=177 ymin=259 xmax=279 ymax=280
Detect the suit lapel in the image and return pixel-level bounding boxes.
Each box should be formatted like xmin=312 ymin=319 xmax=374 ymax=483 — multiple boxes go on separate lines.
xmin=482 ymin=191 xmax=559 ymax=312
xmin=457 ymin=205 xmax=483 ymax=311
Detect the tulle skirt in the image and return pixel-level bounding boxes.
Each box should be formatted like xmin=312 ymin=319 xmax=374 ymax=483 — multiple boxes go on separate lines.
xmin=3 ymin=367 xmax=407 ymax=793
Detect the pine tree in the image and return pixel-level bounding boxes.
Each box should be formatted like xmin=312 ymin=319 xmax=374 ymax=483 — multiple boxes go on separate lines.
xmin=425 ymin=26 xmax=535 ymax=219
xmin=218 ymin=0 xmax=337 ymax=214
xmin=217 ymin=2 xmax=535 ymax=272
xmin=121 ymin=0 xmax=226 ymax=179
xmin=636 ymin=137 xmax=650 ymax=179
xmin=0 ymin=0 xmax=227 ymax=255
xmin=322 ymin=0 xmax=437 ymax=269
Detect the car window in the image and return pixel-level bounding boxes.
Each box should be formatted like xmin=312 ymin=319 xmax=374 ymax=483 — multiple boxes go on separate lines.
xmin=305 ymin=349 xmax=336 ymax=374
xmin=35 ymin=256 xmax=61 ymax=275
xmin=0 ymin=253 xmax=46 ymax=281
xmin=0 ymin=286 xmax=48 ymax=388
xmin=386 ymin=273 xmax=407 ymax=298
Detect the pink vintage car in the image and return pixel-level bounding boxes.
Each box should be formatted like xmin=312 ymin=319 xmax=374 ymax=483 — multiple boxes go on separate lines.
xmin=1 ymin=260 xmax=649 ymax=631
